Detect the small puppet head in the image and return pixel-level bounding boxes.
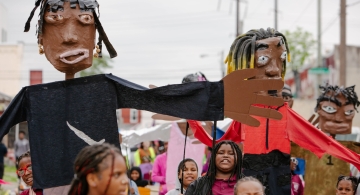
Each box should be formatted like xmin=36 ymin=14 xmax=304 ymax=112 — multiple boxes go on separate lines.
xmin=181 ymin=72 xmax=208 ymax=83
xmin=225 ymin=28 xmax=290 ymax=97
xmin=315 ymin=85 xmax=360 ymax=135
xmin=24 ymin=0 xmax=116 ymax=77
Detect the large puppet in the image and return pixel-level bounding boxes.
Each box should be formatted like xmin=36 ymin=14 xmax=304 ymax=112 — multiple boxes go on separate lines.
xmin=291 ymin=84 xmax=360 ymax=195
xmin=0 ymin=0 xmax=286 ymax=190
xmin=187 ymin=28 xmax=360 ymax=195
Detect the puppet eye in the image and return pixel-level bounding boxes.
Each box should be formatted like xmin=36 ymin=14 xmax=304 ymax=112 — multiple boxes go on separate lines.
xmin=281 ymin=52 xmax=287 ymax=61
xmin=321 ymin=105 xmax=337 ymax=114
xmin=45 ymin=15 xmax=64 ymax=23
xmin=79 ymin=14 xmax=93 ymax=24
xmin=345 ymin=110 xmax=354 ymax=116
xmin=257 ymin=56 xmax=269 ymax=66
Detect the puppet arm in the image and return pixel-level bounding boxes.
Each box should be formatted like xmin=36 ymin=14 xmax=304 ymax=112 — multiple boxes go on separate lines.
xmin=107 ymin=69 xmax=284 ymax=125
xmin=0 ymin=88 xmax=27 ymax=139
xmin=287 ymin=107 xmax=360 ymax=170
xmin=187 ymin=120 xmax=242 ymax=147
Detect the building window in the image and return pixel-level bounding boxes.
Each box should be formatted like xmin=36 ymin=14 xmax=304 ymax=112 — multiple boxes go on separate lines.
xmin=30 ymin=70 xmax=43 ymax=85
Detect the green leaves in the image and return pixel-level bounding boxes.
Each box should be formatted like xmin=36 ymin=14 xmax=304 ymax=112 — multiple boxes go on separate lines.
xmin=80 ymin=55 xmax=113 ymax=77
xmin=284 ymin=27 xmax=316 ymax=71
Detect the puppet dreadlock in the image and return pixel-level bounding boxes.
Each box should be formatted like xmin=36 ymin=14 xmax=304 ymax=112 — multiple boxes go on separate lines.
xmin=190 ymin=141 xmax=243 ymax=195
xmin=336 ymin=175 xmax=360 ymax=195
xmin=225 ymin=27 xmax=290 ymax=79
xmin=24 ymin=0 xmax=117 ymax=58
xmin=315 ymin=85 xmax=360 ymax=112
xmin=68 ymin=143 xmax=122 ymax=195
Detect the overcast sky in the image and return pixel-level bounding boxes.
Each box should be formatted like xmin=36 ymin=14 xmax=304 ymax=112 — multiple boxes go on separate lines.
xmin=1 ymin=0 xmax=359 ymax=87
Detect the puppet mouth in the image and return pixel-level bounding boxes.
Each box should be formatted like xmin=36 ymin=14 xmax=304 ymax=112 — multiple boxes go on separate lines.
xmin=323 ymin=122 xmax=350 ymax=134
xmin=60 ymin=49 xmax=89 ymax=64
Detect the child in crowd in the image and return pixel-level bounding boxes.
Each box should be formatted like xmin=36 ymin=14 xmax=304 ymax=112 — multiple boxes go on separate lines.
xmin=185 ymin=141 xmax=243 ymax=195
xmin=68 ymin=143 xmax=129 ymax=195
xmin=17 ymin=151 xmax=43 ymax=195
xmin=233 ymin=176 xmax=265 ymax=195
xmin=166 ymin=158 xmax=200 ymax=195
xmin=130 ymin=167 xmax=149 ymax=187
xmin=336 ymin=176 xmax=359 ymax=195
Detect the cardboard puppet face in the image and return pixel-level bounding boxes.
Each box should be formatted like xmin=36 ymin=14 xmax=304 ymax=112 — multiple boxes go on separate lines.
xmin=253 ymin=37 xmax=286 ymax=96
xmin=317 ymin=91 xmax=356 ymax=135
xmin=39 ymin=1 xmax=96 ymax=75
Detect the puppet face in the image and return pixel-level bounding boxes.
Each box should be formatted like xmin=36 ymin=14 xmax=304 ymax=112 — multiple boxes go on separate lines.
xmin=317 ymin=92 xmax=355 ymax=135
xmin=253 ymin=37 xmax=286 ymax=96
xmin=40 ymin=1 xmax=96 ymax=75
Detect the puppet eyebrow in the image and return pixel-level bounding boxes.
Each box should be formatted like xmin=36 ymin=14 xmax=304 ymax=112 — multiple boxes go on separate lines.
xmin=318 ymin=97 xmax=342 ymax=107
xmin=255 ymin=43 xmax=269 ymax=50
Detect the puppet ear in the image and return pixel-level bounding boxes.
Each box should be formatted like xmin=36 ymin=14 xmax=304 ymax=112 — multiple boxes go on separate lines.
xmin=151 ymin=114 xmax=182 ymax=121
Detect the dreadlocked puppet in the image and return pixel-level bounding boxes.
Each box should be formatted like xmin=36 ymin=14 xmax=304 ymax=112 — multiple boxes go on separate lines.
xmin=291 ymin=85 xmax=360 ymax=195
xmin=0 ymin=0 xmax=287 ymax=190
xmin=187 ymin=28 xmax=360 ymax=195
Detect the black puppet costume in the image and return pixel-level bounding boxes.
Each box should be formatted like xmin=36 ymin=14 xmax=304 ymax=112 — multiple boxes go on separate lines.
xmin=0 ymin=74 xmax=225 ymax=189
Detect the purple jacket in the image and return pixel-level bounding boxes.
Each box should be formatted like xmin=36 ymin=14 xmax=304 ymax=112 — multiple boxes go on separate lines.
xmin=152 ymin=153 xmax=167 ymax=195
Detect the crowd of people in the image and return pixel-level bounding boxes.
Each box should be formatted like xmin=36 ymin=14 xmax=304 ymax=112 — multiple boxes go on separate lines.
xmin=11 ymin=136 xmax=359 ymax=195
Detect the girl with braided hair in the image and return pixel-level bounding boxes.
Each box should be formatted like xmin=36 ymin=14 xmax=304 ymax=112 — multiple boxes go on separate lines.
xmin=336 ymin=175 xmax=360 ymax=195
xmin=68 ymin=143 xmax=129 ymax=195
xmin=16 ymin=151 xmax=43 ymax=195
xmin=185 ymin=141 xmax=243 ymax=195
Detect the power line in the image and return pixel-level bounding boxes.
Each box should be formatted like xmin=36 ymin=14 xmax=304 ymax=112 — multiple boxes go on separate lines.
xmin=289 ymin=0 xmax=315 ymax=29
xmin=321 ymin=16 xmax=339 ymax=35
xmin=347 ymin=0 xmax=360 ymax=7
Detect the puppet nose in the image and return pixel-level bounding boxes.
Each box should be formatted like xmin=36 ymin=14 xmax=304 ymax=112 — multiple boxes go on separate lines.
xmin=265 ymin=62 xmax=280 ymax=77
xmin=62 ymin=25 xmax=78 ymax=44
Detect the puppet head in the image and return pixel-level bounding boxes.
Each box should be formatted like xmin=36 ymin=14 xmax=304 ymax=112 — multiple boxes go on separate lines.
xmin=225 ymin=28 xmax=290 ymax=96
xmin=24 ymin=0 xmax=116 ymax=79
xmin=181 ymin=72 xmax=208 ymax=83
xmin=315 ymin=85 xmax=360 ymax=135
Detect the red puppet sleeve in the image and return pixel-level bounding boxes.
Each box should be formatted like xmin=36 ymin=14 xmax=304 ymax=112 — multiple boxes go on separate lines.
xmin=287 ymin=107 xmax=360 ymax=170
xmin=187 ymin=120 xmax=242 ymax=147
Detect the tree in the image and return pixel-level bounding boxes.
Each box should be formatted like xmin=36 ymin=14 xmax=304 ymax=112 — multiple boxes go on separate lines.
xmin=80 ymin=55 xmax=113 ymax=77
xmin=284 ymin=27 xmax=316 ymax=98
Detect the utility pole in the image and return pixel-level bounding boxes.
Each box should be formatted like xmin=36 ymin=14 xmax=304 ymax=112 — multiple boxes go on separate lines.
xmin=339 ymin=0 xmax=346 ymax=86
xmin=317 ymin=0 xmax=321 ymax=68
xmin=316 ymin=0 xmax=322 ymax=97
xmin=220 ymin=51 xmax=225 ymax=77
xmin=236 ymin=0 xmax=240 ymax=36
xmin=275 ymin=0 xmax=278 ymax=29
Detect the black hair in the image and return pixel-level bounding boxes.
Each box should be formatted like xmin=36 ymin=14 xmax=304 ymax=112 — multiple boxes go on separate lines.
xmin=68 ymin=143 xmax=123 ymax=195
xmin=336 ymin=175 xmax=360 ymax=195
xmin=181 ymin=72 xmax=208 ymax=84
xmin=24 ymin=0 xmax=117 ymax=58
xmin=225 ymin=27 xmax=290 ymax=79
xmin=19 ymin=131 xmax=26 ymax=135
xmin=129 ymin=167 xmax=143 ymax=181
xmin=192 ymin=141 xmax=243 ymax=195
xmin=177 ymin=158 xmax=198 ymax=179
xmin=234 ymin=176 xmax=264 ymax=195
xmin=315 ymin=84 xmax=360 ymax=112
xmin=16 ymin=151 xmax=31 ymax=166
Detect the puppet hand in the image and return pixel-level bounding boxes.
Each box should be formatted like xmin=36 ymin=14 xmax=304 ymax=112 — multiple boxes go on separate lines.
xmin=222 ymin=69 xmax=284 ymax=127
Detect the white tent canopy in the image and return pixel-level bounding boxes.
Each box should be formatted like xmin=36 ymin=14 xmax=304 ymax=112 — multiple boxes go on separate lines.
xmin=119 ymin=118 xmax=233 ymax=148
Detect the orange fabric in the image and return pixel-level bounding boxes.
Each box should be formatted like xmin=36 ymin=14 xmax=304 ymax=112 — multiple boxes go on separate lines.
xmin=138 ymin=187 xmax=151 ymax=195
